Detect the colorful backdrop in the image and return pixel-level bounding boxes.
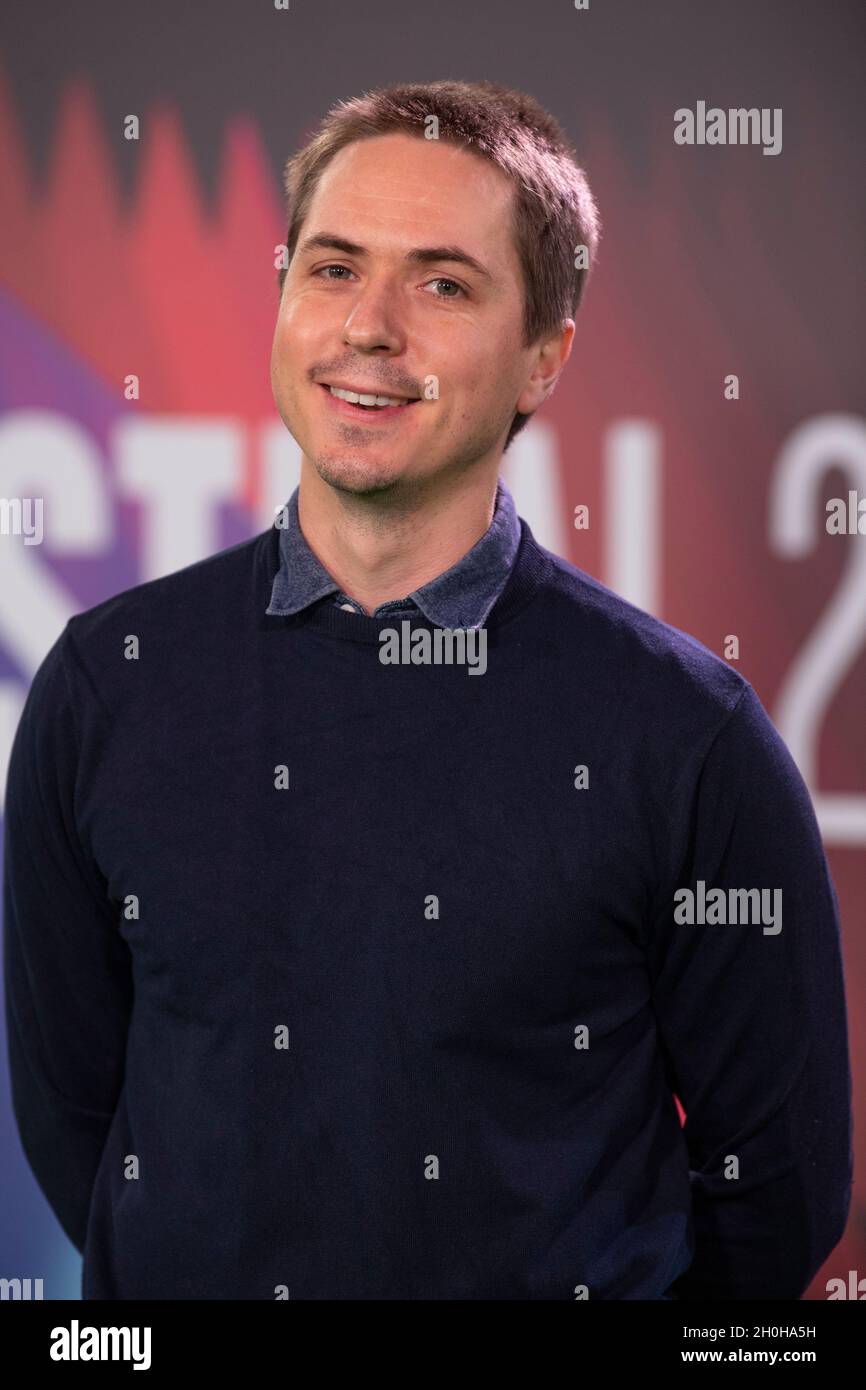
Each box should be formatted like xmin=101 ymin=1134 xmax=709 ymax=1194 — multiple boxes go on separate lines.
xmin=1 ymin=0 xmax=863 ymax=1299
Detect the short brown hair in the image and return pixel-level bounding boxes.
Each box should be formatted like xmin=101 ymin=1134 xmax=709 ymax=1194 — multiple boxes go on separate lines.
xmin=277 ymin=79 xmax=601 ymax=449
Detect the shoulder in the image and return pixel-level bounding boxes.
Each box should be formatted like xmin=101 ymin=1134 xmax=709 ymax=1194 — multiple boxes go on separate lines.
xmin=65 ymin=530 xmax=269 ymax=652
xmin=529 ymin=535 xmax=751 ymax=738
xmin=19 ymin=531 xmax=273 ymax=734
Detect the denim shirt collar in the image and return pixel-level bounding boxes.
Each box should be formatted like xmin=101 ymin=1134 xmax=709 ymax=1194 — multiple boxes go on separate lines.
xmin=266 ymin=477 xmax=520 ymax=630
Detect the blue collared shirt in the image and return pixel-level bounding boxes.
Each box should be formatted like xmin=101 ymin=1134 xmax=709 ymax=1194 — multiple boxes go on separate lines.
xmin=266 ymin=478 xmax=520 ymax=629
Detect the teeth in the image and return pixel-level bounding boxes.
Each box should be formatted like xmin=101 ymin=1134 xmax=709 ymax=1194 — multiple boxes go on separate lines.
xmin=328 ymin=386 xmax=410 ymax=408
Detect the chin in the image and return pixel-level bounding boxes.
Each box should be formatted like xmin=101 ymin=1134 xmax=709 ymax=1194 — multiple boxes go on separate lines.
xmin=311 ymin=453 xmax=408 ymax=497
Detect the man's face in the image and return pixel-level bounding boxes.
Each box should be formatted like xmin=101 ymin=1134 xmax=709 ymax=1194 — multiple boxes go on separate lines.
xmin=270 ymin=131 xmax=551 ymax=497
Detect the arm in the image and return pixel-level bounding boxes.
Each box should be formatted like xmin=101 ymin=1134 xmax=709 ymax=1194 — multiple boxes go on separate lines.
xmin=2 ymin=625 xmax=133 ymax=1253
xmin=646 ymin=682 xmax=853 ymax=1300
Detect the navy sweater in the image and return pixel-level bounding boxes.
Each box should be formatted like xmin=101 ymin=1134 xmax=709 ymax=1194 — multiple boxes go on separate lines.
xmin=2 ymin=516 xmax=853 ymax=1299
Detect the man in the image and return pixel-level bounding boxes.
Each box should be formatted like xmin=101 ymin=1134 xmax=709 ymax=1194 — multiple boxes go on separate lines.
xmin=3 ymin=79 xmax=852 ymax=1300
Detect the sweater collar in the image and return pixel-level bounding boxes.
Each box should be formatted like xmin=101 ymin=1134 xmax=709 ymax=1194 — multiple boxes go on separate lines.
xmin=265 ymin=477 xmax=520 ymax=630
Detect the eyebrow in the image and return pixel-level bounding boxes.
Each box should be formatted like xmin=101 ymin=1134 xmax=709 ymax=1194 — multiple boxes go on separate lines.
xmin=297 ymin=233 xmax=494 ymax=283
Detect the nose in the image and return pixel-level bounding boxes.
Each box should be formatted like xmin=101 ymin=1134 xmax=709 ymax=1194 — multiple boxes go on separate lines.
xmin=342 ymin=277 xmax=405 ymax=355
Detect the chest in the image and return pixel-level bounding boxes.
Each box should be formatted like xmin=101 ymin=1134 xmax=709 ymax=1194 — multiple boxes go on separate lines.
xmin=86 ymin=661 xmax=656 ymax=1037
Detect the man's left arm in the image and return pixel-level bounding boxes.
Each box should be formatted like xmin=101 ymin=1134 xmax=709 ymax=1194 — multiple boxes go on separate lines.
xmin=645 ymin=681 xmax=853 ymax=1300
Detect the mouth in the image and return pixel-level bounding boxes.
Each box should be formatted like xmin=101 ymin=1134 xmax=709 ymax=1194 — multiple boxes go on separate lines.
xmin=318 ymin=382 xmax=421 ymax=422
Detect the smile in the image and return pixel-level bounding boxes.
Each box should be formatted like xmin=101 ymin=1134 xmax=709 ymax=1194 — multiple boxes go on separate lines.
xmin=319 ymin=382 xmax=421 ymax=421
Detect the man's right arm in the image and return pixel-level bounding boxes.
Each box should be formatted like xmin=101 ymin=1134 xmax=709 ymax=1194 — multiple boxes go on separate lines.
xmin=2 ymin=626 xmax=133 ymax=1253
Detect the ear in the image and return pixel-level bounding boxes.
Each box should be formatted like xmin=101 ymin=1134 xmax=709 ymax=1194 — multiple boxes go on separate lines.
xmin=515 ymin=319 xmax=575 ymax=415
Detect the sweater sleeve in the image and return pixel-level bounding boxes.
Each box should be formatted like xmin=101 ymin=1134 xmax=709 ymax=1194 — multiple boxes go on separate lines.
xmin=645 ymin=681 xmax=853 ymax=1300
xmin=2 ymin=625 xmax=133 ymax=1254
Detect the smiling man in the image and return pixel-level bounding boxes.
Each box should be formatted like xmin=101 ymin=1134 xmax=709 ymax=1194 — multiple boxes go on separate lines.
xmin=269 ymin=119 xmax=574 ymax=618
xmin=3 ymin=79 xmax=852 ymax=1301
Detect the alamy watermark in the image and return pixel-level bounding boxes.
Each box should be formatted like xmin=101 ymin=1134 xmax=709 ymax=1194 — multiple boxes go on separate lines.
xmin=674 ymin=880 xmax=782 ymax=935
xmin=0 ymin=496 xmax=43 ymax=545
xmin=0 ymin=1276 xmax=43 ymax=1299
xmin=826 ymin=490 xmax=866 ymax=534
xmin=379 ymin=620 xmax=487 ymax=675
xmin=826 ymin=1270 xmax=866 ymax=1299
xmin=674 ymin=102 xmax=782 ymax=156
xmin=50 ymin=1320 xmax=151 ymax=1370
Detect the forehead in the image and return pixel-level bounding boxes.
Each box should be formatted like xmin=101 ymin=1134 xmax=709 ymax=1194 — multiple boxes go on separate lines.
xmin=303 ymin=132 xmax=520 ymax=274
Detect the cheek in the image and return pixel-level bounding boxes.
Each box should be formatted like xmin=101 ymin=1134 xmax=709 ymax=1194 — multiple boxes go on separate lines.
xmin=273 ymin=308 xmax=300 ymax=358
xmin=458 ymin=361 xmax=510 ymax=412
xmin=447 ymin=332 xmax=506 ymax=392
xmin=272 ymin=295 xmax=312 ymax=356
xmin=269 ymin=336 xmax=290 ymax=395
xmin=270 ymin=310 xmax=309 ymax=388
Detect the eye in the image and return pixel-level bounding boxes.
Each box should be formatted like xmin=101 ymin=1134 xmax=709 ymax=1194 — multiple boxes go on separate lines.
xmin=312 ymin=266 xmax=465 ymax=298
xmin=424 ymin=277 xmax=465 ymax=299
xmin=315 ymin=264 xmax=356 ymax=281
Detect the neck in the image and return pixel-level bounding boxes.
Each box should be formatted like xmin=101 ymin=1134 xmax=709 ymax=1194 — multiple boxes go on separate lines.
xmin=296 ymin=460 xmax=501 ymax=615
